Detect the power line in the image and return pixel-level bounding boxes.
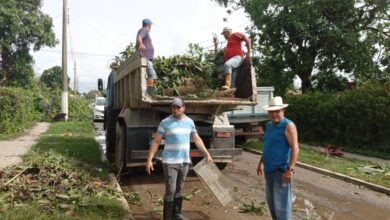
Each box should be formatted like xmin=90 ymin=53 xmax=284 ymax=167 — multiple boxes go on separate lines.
xmin=70 ymin=11 xmax=123 ymax=50
xmin=38 ymin=49 xmax=116 ymax=57
xmin=67 ymin=8 xmax=75 ymax=62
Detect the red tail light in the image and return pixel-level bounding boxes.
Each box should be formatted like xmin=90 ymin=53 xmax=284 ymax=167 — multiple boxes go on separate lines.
xmin=215 ymin=132 xmax=232 ymax=138
xmin=190 ymin=151 xmax=200 ymax=157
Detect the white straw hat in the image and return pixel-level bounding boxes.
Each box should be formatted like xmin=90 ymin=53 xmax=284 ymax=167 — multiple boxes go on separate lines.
xmin=262 ymin=96 xmax=289 ymax=111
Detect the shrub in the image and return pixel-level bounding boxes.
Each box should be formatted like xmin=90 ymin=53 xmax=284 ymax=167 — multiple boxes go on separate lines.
xmin=286 ymin=82 xmax=390 ymax=151
xmin=68 ymin=95 xmax=92 ymax=121
xmin=0 ymin=87 xmax=38 ymax=135
xmin=0 ymin=86 xmax=92 ymax=137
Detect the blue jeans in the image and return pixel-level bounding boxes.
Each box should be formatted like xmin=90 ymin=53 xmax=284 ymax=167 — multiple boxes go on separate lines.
xmin=146 ymin=59 xmax=157 ymax=80
xmin=264 ymin=170 xmax=292 ymax=220
xmin=163 ymin=163 xmax=189 ymax=202
xmin=224 ymin=55 xmax=243 ymax=88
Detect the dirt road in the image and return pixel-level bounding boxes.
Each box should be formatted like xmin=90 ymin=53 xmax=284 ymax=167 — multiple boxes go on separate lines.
xmin=0 ymin=122 xmax=50 ymax=169
xmin=94 ymin=122 xmax=390 ymax=220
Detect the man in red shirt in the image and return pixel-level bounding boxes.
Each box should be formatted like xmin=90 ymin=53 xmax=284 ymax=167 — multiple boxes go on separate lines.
xmin=221 ymin=27 xmax=251 ymax=90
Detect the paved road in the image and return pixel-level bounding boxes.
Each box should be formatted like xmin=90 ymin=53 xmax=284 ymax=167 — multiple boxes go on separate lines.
xmin=94 ymin=122 xmax=390 ymax=220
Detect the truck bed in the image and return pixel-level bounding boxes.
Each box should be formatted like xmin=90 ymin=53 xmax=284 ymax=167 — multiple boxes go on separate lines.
xmin=114 ymin=54 xmax=257 ymax=112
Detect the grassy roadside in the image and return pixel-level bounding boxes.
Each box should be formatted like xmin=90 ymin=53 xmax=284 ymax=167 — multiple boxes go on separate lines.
xmin=243 ymin=141 xmax=390 ymax=188
xmin=299 ymin=140 xmax=390 ymax=160
xmin=0 ymin=121 xmax=126 ymax=220
xmin=0 ymin=121 xmax=38 ymax=141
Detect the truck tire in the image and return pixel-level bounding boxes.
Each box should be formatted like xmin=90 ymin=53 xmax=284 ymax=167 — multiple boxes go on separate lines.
xmin=115 ymin=123 xmax=126 ymax=173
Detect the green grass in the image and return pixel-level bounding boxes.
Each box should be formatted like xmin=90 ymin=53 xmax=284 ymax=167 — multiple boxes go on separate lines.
xmin=0 ymin=121 xmax=126 ymax=219
xmin=0 ymin=121 xmax=38 ymax=141
xmin=31 ymin=121 xmax=104 ymax=168
xmin=300 ymin=140 xmax=390 ymax=160
xmin=243 ymin=141 xmax=390 ymax=188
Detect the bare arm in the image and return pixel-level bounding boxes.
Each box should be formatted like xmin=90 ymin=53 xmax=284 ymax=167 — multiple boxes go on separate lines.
xmin=145 ymin=134 xmax=163 ymax=174
xmin=243 ymin=36 xmax=252 ymax=60
xmin=137 ymin=35 xmax=145 ymax=51
xmin=283 ymin=122 xmax=299 ymax=183
xmin=256 ymin=156 xmax=264 ymax=176
xmin=193 ymin=133 xmax=212 ymax=162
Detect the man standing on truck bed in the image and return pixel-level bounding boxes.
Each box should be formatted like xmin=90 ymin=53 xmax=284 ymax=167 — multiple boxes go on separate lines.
xmin=146 ymin=98 xmax=213 ymax=220
xmin=136 ymin=18 xmax=157 ymax=96
xmin=221 ymin=27 xmax=251 ymax=90
xmin=256 ymin=96 xmax=299 ymax=220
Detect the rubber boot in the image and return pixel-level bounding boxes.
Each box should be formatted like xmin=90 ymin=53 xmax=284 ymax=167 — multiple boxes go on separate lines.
xmin=163 ymin=200 xmax=174 ymax=220
xmin=147 ymin=79 xmax=156 ymax=96
xmin=221 ymin=73 xmax=231 ymax=90
xmin=172 ymin=197 xmax=188 ymax=220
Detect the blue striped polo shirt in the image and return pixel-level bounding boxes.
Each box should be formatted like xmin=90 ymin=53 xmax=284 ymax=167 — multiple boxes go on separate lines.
xmin=157 ymin=115 xmax=196 ymax=164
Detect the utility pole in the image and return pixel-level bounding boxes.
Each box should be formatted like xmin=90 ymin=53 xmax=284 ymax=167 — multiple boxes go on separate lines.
xmin=73 ymin=60 xmax=77 ymax=95
xmin=76 ymin=76 xmax=79 ymax=93
xmin=61 ymin=0 xmax=68 ymax=121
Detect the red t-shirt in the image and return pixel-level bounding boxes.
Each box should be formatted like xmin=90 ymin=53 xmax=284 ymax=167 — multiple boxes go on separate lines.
xmin=224 ymin=32 xmax=244 ymax=61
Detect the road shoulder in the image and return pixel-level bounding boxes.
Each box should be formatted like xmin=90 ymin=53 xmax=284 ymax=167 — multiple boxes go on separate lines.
xmin=0 ymin=122 xmax=50 ymax=169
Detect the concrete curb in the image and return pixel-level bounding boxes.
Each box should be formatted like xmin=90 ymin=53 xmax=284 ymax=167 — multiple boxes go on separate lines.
xmin=242 ymin=147 xmax=390 ymax=196
xmin=100 ymin=148 xmax=134 ymax=220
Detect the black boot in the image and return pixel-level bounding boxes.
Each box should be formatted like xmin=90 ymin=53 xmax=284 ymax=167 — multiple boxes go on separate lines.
xmin=163 ymin=200 xmax=174 ymax=220
xmin=173 ymin=197 xmax=188 ymax=220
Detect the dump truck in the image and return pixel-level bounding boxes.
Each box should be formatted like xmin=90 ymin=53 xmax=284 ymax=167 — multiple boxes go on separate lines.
xmin=99 ymin=54 xmax=257 ymax=171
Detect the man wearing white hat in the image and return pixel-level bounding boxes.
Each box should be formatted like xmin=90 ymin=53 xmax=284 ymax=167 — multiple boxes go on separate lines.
xmin=256 ymin=96 xmax=299 ymax=220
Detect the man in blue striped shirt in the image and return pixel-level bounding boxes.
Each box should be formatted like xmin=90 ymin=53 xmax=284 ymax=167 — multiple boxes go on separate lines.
xmin=146 ymin=98 xmax=212 ymax=220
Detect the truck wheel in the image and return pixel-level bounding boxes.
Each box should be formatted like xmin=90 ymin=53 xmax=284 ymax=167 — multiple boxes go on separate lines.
xmin=115 ymin=123 xmax=126 ymax=174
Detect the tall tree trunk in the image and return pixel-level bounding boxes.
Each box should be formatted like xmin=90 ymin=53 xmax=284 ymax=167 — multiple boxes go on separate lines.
xmin=297 ymin=46 xmax=317 ymax=93
xmin=300 ymin=72 xmax=313 ymax=93
xmin=0 ymin=50 xmax=12 ymax=86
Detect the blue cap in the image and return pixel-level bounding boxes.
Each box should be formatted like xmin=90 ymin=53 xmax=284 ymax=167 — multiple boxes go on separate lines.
xmin=172 ymin=98 xmax=184 ymax=107
xmin=142 ymin=18 xmax=153 ymax=25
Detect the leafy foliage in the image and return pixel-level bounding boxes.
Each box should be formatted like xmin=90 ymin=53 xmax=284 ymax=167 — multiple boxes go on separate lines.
xmin=239 ymin=201 xmax=267 ymax=216
xmin=0 ymin=87 xmax=38 ymax=135
xmin=153 ymin=55 xmax=218 ymax=93
xmin=113 ymin=42 xmax=222 ymax=97
xmin=215 ymin=0 xmax=389 ymax=94
xmin=40 ymin=66 xmax=65 ymax=90
xmin=113 ymin=42 xmax=137 ymax=65
xmin=286 ymin=81 xmax=390 ymax=150
xmin=0 ymin=0 xmax=56 ymax=87
xmin=0 ymin=121 xmax=126 ymax=219
xmin=0 ymin=86 xmax=93 ymax=138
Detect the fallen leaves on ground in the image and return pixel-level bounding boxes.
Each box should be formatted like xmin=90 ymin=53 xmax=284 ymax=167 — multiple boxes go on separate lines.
xmin=0 ymin=150 xmax=121 ymax=214
xmin=239 ymin=201 xmax=267 ymax=216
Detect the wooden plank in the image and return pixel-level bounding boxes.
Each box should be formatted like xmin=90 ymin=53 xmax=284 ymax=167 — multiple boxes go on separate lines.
xmin=236 ymin=59 xmax=256 ymax=100
xmin=193 ymin=159 xmax=235 ymax=207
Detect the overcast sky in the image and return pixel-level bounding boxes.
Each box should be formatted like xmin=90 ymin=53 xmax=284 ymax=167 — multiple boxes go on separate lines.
xmin=33 ymin=0 xmax=250 ymax=93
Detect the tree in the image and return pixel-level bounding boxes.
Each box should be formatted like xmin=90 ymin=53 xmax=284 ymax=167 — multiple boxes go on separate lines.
xmin=40 ymin=66 xmax=65 ymax=90
xmin=83 ymin=90 xmax=101 ymax=100
xmin=214 ymin=0 xmax=389 ymax=93
xmin=0 ymin=0 xmax=56 ymax=87
xmin=114 ymin=42 xmax=137 ymax=64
